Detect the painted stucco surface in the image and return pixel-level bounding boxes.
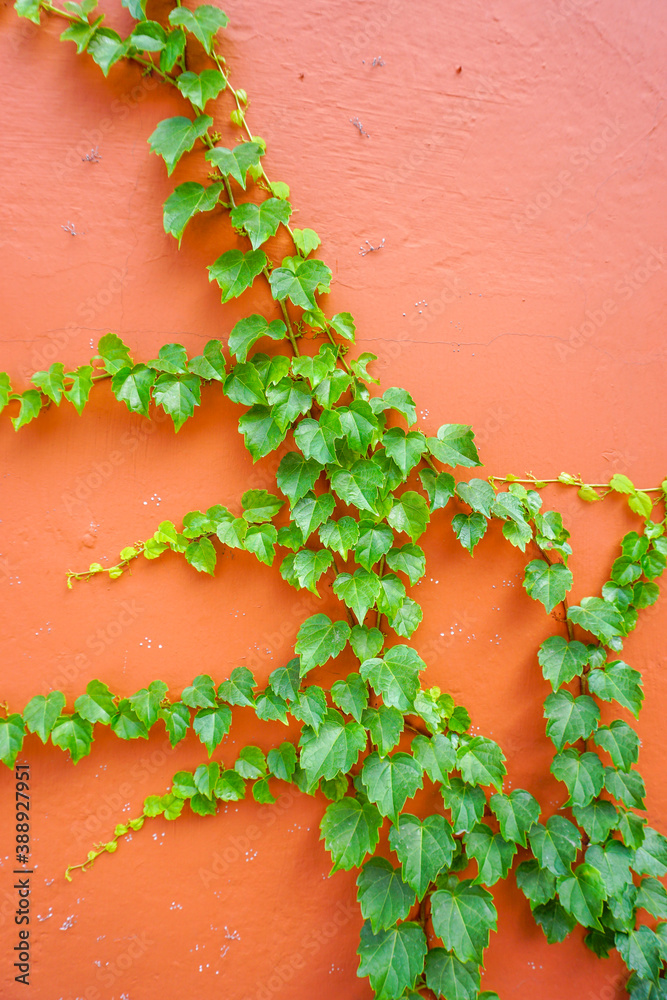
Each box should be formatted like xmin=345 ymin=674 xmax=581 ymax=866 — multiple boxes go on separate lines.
xmin=0 ymin=0 xmax=666 ymax=997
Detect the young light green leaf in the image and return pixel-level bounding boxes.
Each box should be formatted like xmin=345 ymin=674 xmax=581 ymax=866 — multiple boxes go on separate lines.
xmin=292 ymin=227 xmax=321 ymax=258
xmin=23 ymin=691 xmax=66 ymax=743
xmin=50 ymin=714 xmax=93 ymax=763
xmin=193 ymin=705 xmax=232 ymax=756
xmin=523 ymin=559 xmax=573 ymax=613
xmin=168 ymin=4 xmax=228 ymax=53
xmin=230 ymin=197 xmax=291 ymax=251
xmin=128 ymin=679 xmax=168 ymax=728
xmin=0 ymin=715 xmax=25 ymax=767
xmin=148 ymin=114 xmax=212 ymax=175
xmin=208 ymin=248 xmax=266 ymax=303
xmin=74 ymin=679 xmax=116 ymax=724
xmin=176 ymin=68 xmax=226 ymax=110
xmin=163 ymin=181 xmax=223 ymax=245
xmin=11 ymin=389 xmax=42 ymax=430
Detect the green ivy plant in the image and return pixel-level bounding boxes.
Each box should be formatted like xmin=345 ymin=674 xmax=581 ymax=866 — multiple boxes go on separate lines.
xmin=4 ymin=2 xmax=667 ymax=997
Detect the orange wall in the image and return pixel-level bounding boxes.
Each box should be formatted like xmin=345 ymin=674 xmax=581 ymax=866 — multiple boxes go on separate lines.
xmin=0 ymin=1 xmax=666 ymax=997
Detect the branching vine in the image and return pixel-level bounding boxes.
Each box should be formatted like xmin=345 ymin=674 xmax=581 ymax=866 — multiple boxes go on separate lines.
xmin=2 ymin=1 xmax=667 ymax=997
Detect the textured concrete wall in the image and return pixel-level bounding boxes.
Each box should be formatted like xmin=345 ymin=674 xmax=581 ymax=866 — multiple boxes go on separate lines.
xmin=0 ymin=0 xmax=665 ymax=997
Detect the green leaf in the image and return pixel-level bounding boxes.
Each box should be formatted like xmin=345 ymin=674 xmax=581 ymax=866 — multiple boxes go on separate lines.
xmin=424 ymin=949 xmax=481 ymax=1000
xmin=411 ymin=733 xmax=456 ymax=785
xmin=528 ymin=815 xmax=582 ymax=876
xmin=515 ymin=860 xmax=557 ymax=906
xmin=634 ymin=827 xmax=667 ymax=877
xmin=159 ymin=25 xmax=185 ymax=71
xmin=356 ymin=858 xmax=416 ymax=933
xmin=111 ymin=364 xmax=155 ymax=417
xmin=193 ymin=761 xmax=220 ymax=798
xmin=370 ymin=386 xmax=417 ymax=425
xmin=153 ymin=372 xmax=202 ymax=430
xmin=159 ymin=702 xmax=190 ymax=747
xmin=128 ymin=19 xmax=166 ymax=51
xmin=420 ymin=469 xmax=455 ymax=512
xmin=537 ymin=636 xmax=589 ymax=692
xmin=464 ymin=822 xmax=517 ymax=885
xmin=269 ymin=256 xmax=331 ymax=310
xmin=629 ymin=491 xmax=654 ymax=518
xmin=523 ymin=559 xmax=573 ymax=613
xmin=605 ymin=766 xmax=646 ymax=809
xmin=456 ymin=736 xmax=506 ymax=791
xmin=428 ymin=424 xmax=481 ymax=468
xmin=611 ymin=555 xmax=643 ymax=586
xmin=588 ymin=660 xmax=643 ymax=717
xmin=290 ymin=686 xmax=327 ymax=732
xmin=14 ymin=0 xmax=41 ymax=24
xmin=234 ymin=745 xmax=267 ymax=780
xmin=176 ymin=68 xmax=226 ymax=110
xmin=387 ymin=491 xmax=430 ymax=542
xmin=86 ymin=26 xmax=127 ymax=75
xmin=585 ymin=840 xmax=633 ymax=897
xmin=544 ymin=691 xmax=600 ymax=751
xmin=430 ymin=879 xmax=497 ymax=964
xmin=357 ymin=920 xmax=427 ymax=999
xmin=299 ymin=709 xmax=366 ymax=783
xmin=163 ymin=181 xmax=223 ymax=245
xmin=532 ymin=899 xmax=577 ymax=943
xmin=551 ymin=749 xmax=605 ymax=807
xmin=320 ymin=797 xmax=383 ymax=871
xmin=244 ymin=523 xmax=277 ymax=566
xmin=188 ymin=339 xmax=226 ymax=381
xmin=385 ymin=544 xmax=426 ymax=586
xmin=355 ymin=521 xmax=394 ymax=571
xmin=333 ymin=569 xmax=381 ymax=624
xmin=291 ymin=345 xmax=337 ymax=388
xmin=269 ymin=377 xmax=313 ymax=430
xmin=573 ymin=799 xmax=620 ymax=844
xmin=389 ymin=813 xmax=456 ymax=898
xmin=110 ymin=701 xmax=148 ymax=740
xmin=60 ymin=16 xmax=102 ymax=54
xmin=50 ymin=714 xmax=93 ymax=763
xmin=254 ymin=689 xmax=288 ymax=724
xmin=193 ymin=705 xmax=232 ymax=756
xmin=329 ymin=311 xmax=356 ymax=341
xmin=360 ymin=751 xmax=423 ymax=823
xmin=11 ymin=389 xmax=42 ymax=430
xmin=74 ymin=679 xmax=116 ymax=724
xmin=183 ymin=535 xmax=216 ymax=575
xmin=128 ymin=679 xmax=168 ymax=728
xmin=292 ymin=492 xmax=335 ymax=540
xmin=451 ymin=512 xmax=487 ymax=554
xmin=489 ymin=789 xmax=541 ymax=847
xmin=276 ymin=453 xmax=322 ymax=506
xmin=455 ymin=478 xmax=496 ymax=517
xmin=228 ymin=315 xmax=287 ymax=363
xmin=266 ymin=742 xmax=297 ymax=781
xmin=230 ymin=198 xmax=291 ymax=251
xmin=609 ymin=473 xmax=635 ymax=495
xmin=168 ymin=4 xmax=228 ymax=53
xmin=238 ymin=405 xmax=287 ymax=460
xmin=330 ymin=459 xmax=384 ymax=515
xmin=64 ymin=364 xmax=94 ymax=414
xmin=594 ymin=720 xmax=640 ymax=770
xmin=292 ymin=227 xmax=321 ymax=258
xmin=208 ymin=248 xmax=266 ymax=303
xmin=294 ymin=410 xmax=344 ymax=465
xmin=295 ymin=615 xmax=350 ymax=676
xmin=567 ymin=597 xmax=626 ymax=643
xmin=0 ymin=714 xmax=25 ymax=767
xmin=360 ymin=645 xmax=424 ymax=711
xmin=181 ymin=674 xmax=217 ymax=709
xmin=215 ymin=769 xmax=245 ymax=801
xmin=240 ymin=488 xmax=283 ymax=523
xmin=267 ymin=659 xmax=300 ymax=703
xmin=252 ymin=776 xmax=276 ymax=804
xmin=557 ymin=863 xmax=606 ymax=929
xmin=23 ymin=691 xmax=66 ymax=743
xmin=362 ymin=706 xmax=404 ymax=757
xmin=442 ymin=778 xmax=486 ymax=834
xmin=206 ymin=141 xmax=263 ymax=190
xmin=382 ymin=428 xmax=427 ymax=476
xmin=331 ymin=673 xmax=369 ymax=723
xmin=617 ymin=926 xmax=663 ymax=984
xmin=97 ymin=332 xmax=133 ymax=374
xmin=148 ymin=114 xmax=212 ymax=175
xmin=319 ymin=516 xmax=359 ymax=559
xmin=32 ymin=362 xmax=65 ymax=404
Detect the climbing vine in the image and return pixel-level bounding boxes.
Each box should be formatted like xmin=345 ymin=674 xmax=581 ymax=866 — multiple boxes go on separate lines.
xmin=3 ymin=1 xmax=667 ymax=997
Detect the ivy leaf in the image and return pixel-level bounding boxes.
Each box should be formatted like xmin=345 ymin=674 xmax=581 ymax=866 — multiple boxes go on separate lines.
xmin=588 ymin=660 xmax=643 ymax=717
xmin=419 ymin=469 xmax=455 ymax=511
xmin=333 ymin=570 xmax=381 ymax=624
xmin=528 ymin=815 xmax=582 ymax=876
xmin=290 ymin=686 xmax=328 ymax=732
xmin=299 ymin=709 xmax=366 ymax=783
xmin=269 ymin=257 xmax=331 ymax=310
xmin=430 ymin=879 xmax=497 ymax=964
xmin=153 ymin=372 xmax=201 ymax=430
xmin=351 ymin=626 xmax=385 ymax=664
xmin=74 ymin=679 xmax=116 ymax=724
xmin=193 ymin=705 xmax=232 ymax=756
xmin=184 ymin=536 xmax=217 ymax=575
xmin=320 ymin=796 xmax=383 ymax=872
xmin=188 ymin=339 xmax=226 ymax=381
xmin=208 ymin=249 xmax=266 ymax=303
xmin=148 ymin=114 xmax=212 ymax=175
xmin=23 ymin=691 xmax=66 ymax=743
xmin=594 ymin=720 xmax=640 ymax=770
xmin=451 ymin=512 xmax=487 ymax=554
xmin=168 ymin=4 xmax=229 ymax=53
xmin=515 ymin=860 xmax=557 ymax=906
xmin=64 ymin=364 xmax=94 ymax=414
xmin=385 ymin=544 xmax=426 ymax=586
xmin=295 ymin=614 xmax=350 ymax=676
xmin=532 ymin=899 xmax=577 ymax=943
xmin=428 ymin=424 xmax=481 ymax=468
xmin=617 ymin=927 xmax=663 ymax=984
xmin=14 ymin=0 xmax=42 ymax=24
xmin=0 ymin=714 xmax=25 ymax=767
xmin=636 ymin=878 xmax=667 ymax=919
xmin=456 ymin=478 xmax=496 ymax=517
xmin=331 ymin=673 xmax=369 ymax=723
xmin=523 ymin=559 xmax=573 ymax=613
xmin=159 ymin=702 xmax=190 ymax=747
xmin=97 ymin=332 xmax=133 ymax=374
xmin=128 ymin=680 xmax=168 ymax=728
xmin=544 ymin=691 xmax=600 ymax=751
xmin=389 ymin=814 xmax=456 ymax=898
xmin=557 ymin=863 xmax=606 ymax=929
xmin=292 ymin=227 xmax=321 ymax=258
xmin=424 ymin=949 xmax=481 ymax=1000
xmin=229 ymin=315 xmax=287 ymax=363
xmin=360 ymin=645 xmax=424 ymax=712
xmin=319 ymin=517 xmax=360 ymax=559
xmin=537 ymin=636 xmax=589 ymax=692
xmin=60 ymin=16 xmax=102 ymax=54
xmin=276 ymin=453 xmax=322 ymax=506
xmin=294 ymin=411 xmax=344 ymax=465
xmin=382 ymin=428 xmax=427 ymax=476
xmin=32 ymin=362 xmax=65 ymax=404
xmin=244 ymin=523 xmax=277 ymax=566
xmin=110 ymin=701 xmax=148 ymax=740
xmin=605 ymin=766 xmax=646 ymax=809
xmin=357 ymin=920 xmax=427 ymax=999
xmin=356 ymin=858 xmax=416 ymax=933
xmin=573 ymin=799 xmax=620 ymax=844
xmin=442 ymin=778 xmax=486 ymax=834
xmin=267 ymin=659 xmax=300 ymax=702
xmin=362 ymin=706 xmax=404 ymax=757
xmin=267 ymin=742 xmax=297 ymax=781
xmin=489 ymin=789 xmax=541 ymax=847
xmin=269 ymin=377 xmax=313 ymax=431
xmin=551 ymin=749 xmax=605 ymax=807
xmin=292 ymin=492 xmax=335 ymax=540
xmin=360 ymin=752 xmax=424 ymax=823
xmin=111 ymin=364 xmax=155 ymax=417
xmin=354 ymin=521 xmax=394 ymax=571
xmin=329 ymin=311 xmax=356 ymax=341
xmin=176 ymin=68 xmax=226 ymax=110
xmin=387 ymin=491 xmax=430 ymax=542
xmin=585 ymin=840 xmax=633 ymax=896
xmin=206 ymin=141 xmax=263 ymax=190
xmin=234 ymin=746 xmax=267 ymax=780
xmin=411 ymin=733 xmax=456 ymax=785
xmin=181 ymin=674 xmax=217 ymax=709
xmin=238 ymin=405 xmax=287 ymax=460
xmin=163 ymin=181 xmax=223 ymax=245
xmin=50 ymin=714 xmax=93 ymax=763
xmin=230 ymin=198 xmax=292 ymax=251
xmin=128 ymin=19 xmax=166 ymax=51
xmin=456 ymin=736 xmax=506 ymax=792
xmin=464 ymin=822 xmax=517 ymax=885
xmin=567 ymin=597 xmax=626 ymax=644
xmin=292 ymin=345 xmax=337 ymax=387
xmin=633 ymin=828 xmax=667 ymax=878
xmin=254 ymin=689 xmax=289 ymax=724
xmin=12 ymin=389 xmax=42 ymax=430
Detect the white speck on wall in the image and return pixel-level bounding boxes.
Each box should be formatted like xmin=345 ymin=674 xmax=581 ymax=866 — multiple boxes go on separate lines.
xmin=60 ymin=914 xmax=76 ymax=930
xmin=37 ymin=907 xmax=53 ymax=921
